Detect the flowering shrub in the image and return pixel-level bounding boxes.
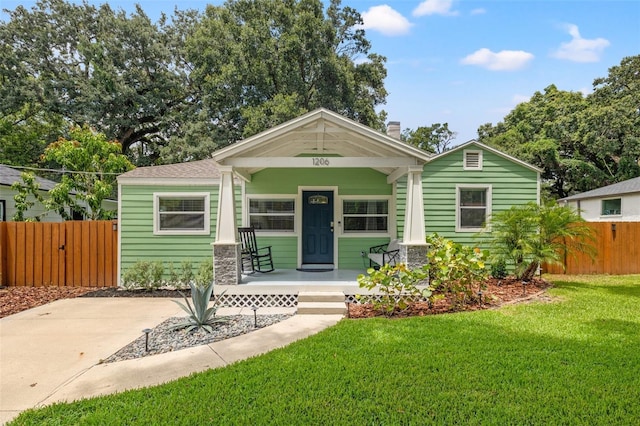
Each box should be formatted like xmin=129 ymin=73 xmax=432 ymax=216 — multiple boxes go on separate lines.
xmin=357 ymin=263 xmax=431 ymax=316
xmin=424 ymin=234 xmax=489 ymax=308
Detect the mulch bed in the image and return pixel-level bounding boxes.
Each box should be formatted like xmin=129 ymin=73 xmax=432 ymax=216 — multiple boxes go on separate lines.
xmin=347 ymin=277 xmax=552 ymax=318
xmin=0 ymin=286 xmax=101 ymax=318
xmin=1 ymin=277 xmax=552 ymax=319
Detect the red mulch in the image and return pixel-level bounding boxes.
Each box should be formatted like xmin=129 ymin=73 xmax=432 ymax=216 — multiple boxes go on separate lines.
xmin=0 ymin=286 xmax=102 ymax=318
xmin=348 ymin=277 xmax=552 ymax=318
xmin=0 ymin=277 xmax=553 ymax=319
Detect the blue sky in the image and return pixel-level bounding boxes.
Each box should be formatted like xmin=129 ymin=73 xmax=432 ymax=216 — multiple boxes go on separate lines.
xmin=2 ymin=0 xmax=639 ymax=144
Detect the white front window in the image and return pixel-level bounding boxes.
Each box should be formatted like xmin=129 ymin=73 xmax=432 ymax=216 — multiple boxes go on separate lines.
xmin=456 ymin=185 xmax=492 ymax=232
xmin=153 ymin=193 xmax=210 ymax=235
xmin=342 ymin=199 xmax=389 ymax=233
xmin=248 ymin=198 xmax=295 ymax=232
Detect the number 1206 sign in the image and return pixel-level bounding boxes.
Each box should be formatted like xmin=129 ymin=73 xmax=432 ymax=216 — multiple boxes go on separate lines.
xmin=312 ymin=158 xmax=330 ymax=166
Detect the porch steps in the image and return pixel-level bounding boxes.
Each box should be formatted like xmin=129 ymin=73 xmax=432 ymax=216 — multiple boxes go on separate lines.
xmin=297 ymin=292 xmax=347 ymax=315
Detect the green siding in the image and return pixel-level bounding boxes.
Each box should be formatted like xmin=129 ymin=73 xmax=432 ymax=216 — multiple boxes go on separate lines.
xmin=246 ymin=168 xmax=391 ymax=195
xmin=119 ymin=184 xmax=242 ymax=278
xmin=252 ymin=236 xmax=298 ymax=269
xmin=423 ymin=146 xmax=538 ymax=248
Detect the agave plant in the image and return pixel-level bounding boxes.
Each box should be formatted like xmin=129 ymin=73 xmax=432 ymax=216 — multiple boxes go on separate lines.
xmin=172 ymin=280 xmax=227 ymax=333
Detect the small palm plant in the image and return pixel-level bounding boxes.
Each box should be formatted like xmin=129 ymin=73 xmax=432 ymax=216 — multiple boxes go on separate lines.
xmin=172 ymin=259 xmax=227 ymax=333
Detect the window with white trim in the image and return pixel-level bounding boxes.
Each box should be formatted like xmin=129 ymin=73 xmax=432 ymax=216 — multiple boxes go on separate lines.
xmin=343 ymin=199 xmax=388 ymax=233
xmin=601 ymin=198 xmax=621 ymax=216
xmin=0 ymin=200 xmax=5 ymax=221
xmin=249 ymin=198 xmax=295 ymax=231
xmin=463 ymin=150 xmax=483 ymax=170
xmin=153 ymin=193 xmax=210 ymax=235
xmin=456 ymin=185 xmax=491 ymax=232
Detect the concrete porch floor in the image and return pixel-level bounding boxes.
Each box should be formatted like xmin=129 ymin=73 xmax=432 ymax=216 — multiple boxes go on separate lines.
xmin=215 ymin=269 xmax=372 ymax=295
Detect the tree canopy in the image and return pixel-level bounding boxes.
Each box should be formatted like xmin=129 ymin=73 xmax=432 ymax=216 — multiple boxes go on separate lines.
xmin=478 ymin=55 xmax=640 ymax=198
xmin=402 ymin=123 xmax=457 ymax=154
xmin=0 ymin=0 xmax=387 ymax=166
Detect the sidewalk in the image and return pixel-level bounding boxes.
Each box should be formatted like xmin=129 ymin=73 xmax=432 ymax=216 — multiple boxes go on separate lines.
xmin=0 ymin=298 xmax=342 ymax=424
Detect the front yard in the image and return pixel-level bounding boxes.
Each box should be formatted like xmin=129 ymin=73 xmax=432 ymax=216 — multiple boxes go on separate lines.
xmin=10 ymin=275 xmax=640 ymax=425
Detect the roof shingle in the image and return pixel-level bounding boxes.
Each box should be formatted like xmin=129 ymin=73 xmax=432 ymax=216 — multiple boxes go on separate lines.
xmin=117 ymin=159 xmax=221 ymax=180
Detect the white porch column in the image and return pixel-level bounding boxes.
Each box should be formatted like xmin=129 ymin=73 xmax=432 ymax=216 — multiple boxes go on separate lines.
xmin=403 ymin=166 xmax=426 ymax=244
xmin=401 ymin=166 xmax=428 ymax=269
xmin=215 ymin=166 xmax=237 ymax=243
xmin=213 ymin=166 xmax=241 ymax=284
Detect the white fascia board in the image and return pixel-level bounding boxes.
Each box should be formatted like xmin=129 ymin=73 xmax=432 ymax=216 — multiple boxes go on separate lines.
xmin=224 ymin=157 xmax=418 ymax=168
xmin=213 ymin=108 xmax=432 ymax=163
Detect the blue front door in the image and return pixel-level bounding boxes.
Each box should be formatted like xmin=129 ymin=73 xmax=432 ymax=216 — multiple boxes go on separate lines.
xmin=302 ymin=191 xmax=334 ymax=265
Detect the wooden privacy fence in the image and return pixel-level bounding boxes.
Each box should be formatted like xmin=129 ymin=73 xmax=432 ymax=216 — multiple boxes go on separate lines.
xmin=0 ymin=221 xmax=118 ymax=287
xmin=544 ymin=222 xmax=640 ymax=275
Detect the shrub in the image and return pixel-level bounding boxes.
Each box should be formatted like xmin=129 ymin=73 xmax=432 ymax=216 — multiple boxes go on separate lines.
xmin=121 ymin=260 xmax=164 ymax=291
xmin=357 ymin=264 xmax=432 ymax=315
xmin=424 ymin=234 xmax=489 ymax=308
xmin=167 ymin=260 xmax=195 ymax=289
xmin=490 ymin=258 xmax=508 ymax=279
xmin=485 ymin=201 xmax=595 ymax=280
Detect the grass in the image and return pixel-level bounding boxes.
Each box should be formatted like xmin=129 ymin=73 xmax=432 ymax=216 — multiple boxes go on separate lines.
xmin=11 ymin=275 xmax=640 ymax=425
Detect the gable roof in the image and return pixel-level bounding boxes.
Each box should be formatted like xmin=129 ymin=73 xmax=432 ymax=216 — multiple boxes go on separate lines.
xmin=427 ymin=140 xmax=542 ymax=174
xmin=118 ymin=159 xmax=221 ymax=181
xmin=560 ymin=176 xmax=640 ymax=202
xmin=0 ymin=164 xmax=61 ymax=191
xmin=212 ymin=108 xmax=432 ymax=175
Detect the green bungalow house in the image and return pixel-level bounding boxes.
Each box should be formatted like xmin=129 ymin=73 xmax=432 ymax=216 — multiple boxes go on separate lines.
xmin=117 ymin=108 xmax=540 ymax=298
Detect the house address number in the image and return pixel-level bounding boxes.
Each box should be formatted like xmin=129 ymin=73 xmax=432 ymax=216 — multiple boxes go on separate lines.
xmin=312 ymin=157 xmax=330 ymax=166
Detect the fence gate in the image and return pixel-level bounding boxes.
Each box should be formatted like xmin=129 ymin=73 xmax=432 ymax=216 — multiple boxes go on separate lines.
xmin=0 ymin=221 xmax=117 ymax=287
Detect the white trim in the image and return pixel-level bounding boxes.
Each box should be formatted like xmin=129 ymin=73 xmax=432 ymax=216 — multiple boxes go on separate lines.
xmin=153 ymin=192 xmax=211 ymax=236
xmin=338 ymin=195 xmax=394 ymax=238
xmin=225 ymin=157 xmax=418 ymax=168
xmin=463 ymin=150 xmax=483 ymax=170
xmin=244 ymin=194 xmax=297 ymax=236
xmin=455 ymin=184 xmax=492 ymax=232
xmin=212 ymin=108 xmax=432 ymax=163
xmin=298 ymin=186 xmax=338 ymax=268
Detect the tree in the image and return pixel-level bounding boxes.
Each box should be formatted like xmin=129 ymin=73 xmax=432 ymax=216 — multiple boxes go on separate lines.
xmin=0 ymin=104 xmax=65 ymax=167
xmin=485 ymin=201 xmax=594 ymax=281
xmin=402 ymin=123 xmax=457 ymax=154
xmin=478 ymin=55 xmax=640 ymax=199
xmin=179 ymin=0 xmax=387 ymax=154
xmin=39 ymin=126 xmax=134 ymax=220
xmin=0 ymin=0 xmax=195 ymax=164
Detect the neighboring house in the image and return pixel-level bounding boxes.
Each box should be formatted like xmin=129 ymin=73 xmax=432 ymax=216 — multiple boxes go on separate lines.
xmin=117 ymin=108 xmax=541 ymax=286
xmin=559 ymin=176 xmax=640 ymax=221
xmin=0 ymin=164 xmax=117 ymax=221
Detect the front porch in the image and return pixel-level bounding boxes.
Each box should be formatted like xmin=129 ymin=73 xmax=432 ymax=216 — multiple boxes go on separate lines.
xmin=214 ymin=268 xmax=372 ymax=308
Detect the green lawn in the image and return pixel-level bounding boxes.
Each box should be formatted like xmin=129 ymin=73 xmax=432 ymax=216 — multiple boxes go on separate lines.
xmin=11 ymin=275 xmax=640 ymax=425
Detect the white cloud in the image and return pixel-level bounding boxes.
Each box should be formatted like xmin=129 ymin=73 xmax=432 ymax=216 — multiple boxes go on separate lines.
xmin=512 ymin=94 xmax=531 ymax=105
xmin=470 ymin=8 xmax=486 ymax=15
xmin=361 ymin=5 xmax=413 ymax=36
xmin=460 ymin=48 xmax=534 ymax=71
xmin=552 ymin=23 xmax=609 ymax=62
xmin=413 ymin=0 xmax=459 ymax=17
xmin=579 ymin=87 xmax=592 ymax=96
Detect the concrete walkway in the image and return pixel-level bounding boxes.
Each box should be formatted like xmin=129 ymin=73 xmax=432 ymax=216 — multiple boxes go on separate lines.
xmin=0 ymin=298 xmax=343 ymax=424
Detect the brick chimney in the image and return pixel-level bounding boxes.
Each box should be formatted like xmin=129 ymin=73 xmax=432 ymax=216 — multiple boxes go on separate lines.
xmin=387 ymin=121 xmax=401 ymax=140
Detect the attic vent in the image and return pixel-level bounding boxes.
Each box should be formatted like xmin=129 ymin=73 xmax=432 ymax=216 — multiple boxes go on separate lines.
xmin=464 ymin=150 xmax=482 ymax=170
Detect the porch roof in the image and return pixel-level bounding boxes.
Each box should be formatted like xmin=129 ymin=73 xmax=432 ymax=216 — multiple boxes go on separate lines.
xmin=212 ymin=108 xmax=432 ymax=178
